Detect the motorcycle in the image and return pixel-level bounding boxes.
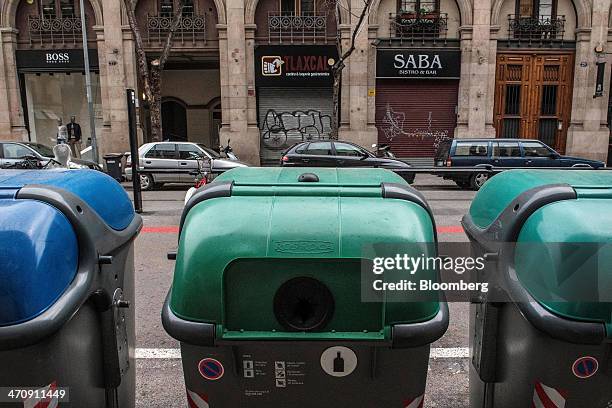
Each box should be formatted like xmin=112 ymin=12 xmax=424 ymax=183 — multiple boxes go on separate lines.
xmin=372 ymin=143 xmax=396 ymax=158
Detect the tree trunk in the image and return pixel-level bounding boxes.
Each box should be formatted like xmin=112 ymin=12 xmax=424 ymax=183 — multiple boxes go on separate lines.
xmin=330 ymin=69 xmax=342 ymax=140
xmin=149 ymin=67 xmax=162 ymax=141
xmin=123 ymin=0 xmax=185 ymax=142
xmin=329 ymin=0 xmax=372 ymax=139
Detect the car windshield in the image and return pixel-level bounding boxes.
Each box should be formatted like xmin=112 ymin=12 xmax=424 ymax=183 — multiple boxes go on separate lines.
xmin=197 ymin=144 xmax=221 ymax=158
xmin=23 ymin=142 xmax=54 ymax=157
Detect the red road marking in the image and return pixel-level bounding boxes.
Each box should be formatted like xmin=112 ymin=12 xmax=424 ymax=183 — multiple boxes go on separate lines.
xmin=437 ymin=225 xmax=464 ymax=234
xmin=142 ymin=226 xmax=179 ymax=234
xmin=142 ymin=225 xmax=465 ymax=234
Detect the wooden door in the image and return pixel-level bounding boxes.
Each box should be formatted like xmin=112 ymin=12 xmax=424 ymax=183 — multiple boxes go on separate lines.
xmin=494 ymin=52 xmax=574 ymax=153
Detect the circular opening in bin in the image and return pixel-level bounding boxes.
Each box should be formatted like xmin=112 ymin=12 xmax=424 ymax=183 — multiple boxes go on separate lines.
xmin=274 ymin=277 xmax=334 ymax=331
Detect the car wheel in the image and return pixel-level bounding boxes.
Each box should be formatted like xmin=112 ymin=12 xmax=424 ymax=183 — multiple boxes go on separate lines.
xmin=140 ymin=173 xmax=154 ymax=191
xmin=470 ymin=172 xmax=489 ymax=190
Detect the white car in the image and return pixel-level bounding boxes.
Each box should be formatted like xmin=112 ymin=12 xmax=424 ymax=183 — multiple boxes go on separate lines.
xmin=125 ymin=141 xmax=247 ymax=190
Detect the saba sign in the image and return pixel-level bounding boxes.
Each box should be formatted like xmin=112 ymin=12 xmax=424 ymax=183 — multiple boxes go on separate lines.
xmin=376 ymin=49 xmax=460 ymax=79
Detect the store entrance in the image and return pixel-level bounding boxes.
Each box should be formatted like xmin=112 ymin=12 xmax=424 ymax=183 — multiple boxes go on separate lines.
xmin=161 ymin=99 xmax=188 ymax=141
xmin=21 ymin=71 xmax=102 ymax=147
xmin=494 ymin=52 xmax=574 ymax=153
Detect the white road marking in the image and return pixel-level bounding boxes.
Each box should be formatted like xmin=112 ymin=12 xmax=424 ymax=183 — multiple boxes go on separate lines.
xmin=135 ymin=347 xmax=469 ymax=360
xmin=430 ymin=347 xmax=470 ymax=359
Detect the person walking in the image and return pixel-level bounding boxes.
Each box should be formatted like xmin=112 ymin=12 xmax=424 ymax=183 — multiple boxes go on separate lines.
xmin=56 ymin=118 xmax=68 ymax=145
xmin=67 ymin=115 xmax=82 ymax=158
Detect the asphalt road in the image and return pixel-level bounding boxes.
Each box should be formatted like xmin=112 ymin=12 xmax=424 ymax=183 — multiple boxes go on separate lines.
xmin=127 ymin=173 xmax=476 ymax=407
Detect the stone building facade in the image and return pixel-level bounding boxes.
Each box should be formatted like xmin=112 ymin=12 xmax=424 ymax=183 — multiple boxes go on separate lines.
xmin=0 ymin=0 xmax=610 ymax=164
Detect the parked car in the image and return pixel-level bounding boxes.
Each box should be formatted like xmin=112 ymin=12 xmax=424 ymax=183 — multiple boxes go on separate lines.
xmin=0 ymin=141 xmax=102 ymax=170
xmin=280 ymin=140 xmax=415 ymax=183
xmin=125 ymin=141 xmax=248 ymax=190
xmin=435 ymin=138 xmax=606 ymax=190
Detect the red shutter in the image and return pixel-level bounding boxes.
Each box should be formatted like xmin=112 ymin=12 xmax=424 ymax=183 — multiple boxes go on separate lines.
xmin=375 ymin=79 xmax=459 ymax=158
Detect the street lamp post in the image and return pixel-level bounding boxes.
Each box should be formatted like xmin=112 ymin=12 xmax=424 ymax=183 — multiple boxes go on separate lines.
xmin=79 ymin=0 xmax=99 ymax=163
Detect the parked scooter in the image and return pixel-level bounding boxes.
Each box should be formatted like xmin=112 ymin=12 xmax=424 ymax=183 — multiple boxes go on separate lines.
xmin=220 ymin=139 xmax=239 ymax=160
xmin=372 ymin=143 xmax=396 ymax=158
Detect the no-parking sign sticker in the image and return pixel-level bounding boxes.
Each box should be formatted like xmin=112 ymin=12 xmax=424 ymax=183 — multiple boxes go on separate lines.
xmin=572 ymin=356 xmax=599 ymax=379
xmin=198 ymin=358 xmax=225 ymax=381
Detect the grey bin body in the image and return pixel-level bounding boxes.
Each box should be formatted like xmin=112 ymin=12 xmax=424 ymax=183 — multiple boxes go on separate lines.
xmin=463 ymin=170 xmax=612 ymax=408
xmin=0 ymin=170 xmax=142 ymax=408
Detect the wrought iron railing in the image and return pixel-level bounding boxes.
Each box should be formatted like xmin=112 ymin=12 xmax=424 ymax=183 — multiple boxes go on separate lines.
xmin=268 ymin=12 xmax=327 ymax=44
xmin=28 ymin=16 xmax=82 ymax=46
xmin=390 ymin=13 xmax=448 ymax=41
xmin=147 ymin=13 xmax=206 ymax=45
xmin=508 ymin=15 xmax=565 ymax=43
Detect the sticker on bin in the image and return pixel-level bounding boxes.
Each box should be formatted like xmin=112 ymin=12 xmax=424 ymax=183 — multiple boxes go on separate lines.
xmin=532 ymin=381 xmax=567 ymax=408
xmin=320 ymin=346 xmax=357 ymax=377
xmin=23 ymin=381 xmax=58 ymax=408
xmin=198 ymin=358 xmax=225 ymax=381
xmin=186 ymin=389 xmax=209 ymax=408
xmin=403 ymin=394 xmax=424 ymax=408
xmin=572 ymin=356 xmax=599 ymax=379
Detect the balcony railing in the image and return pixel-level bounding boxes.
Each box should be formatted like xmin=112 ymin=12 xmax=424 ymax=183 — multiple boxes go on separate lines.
xmin=267 ymin=12 xmax=328 ymax=44
xmin=28 ymin=16 xmax=82 ymax=46
xmin=508 ymin=15 xmax=565 ymax=44
xmin=147 ymin=13 xmax=206 ymax=46
xmin=389 ymin=13 xmax=448 ymax=42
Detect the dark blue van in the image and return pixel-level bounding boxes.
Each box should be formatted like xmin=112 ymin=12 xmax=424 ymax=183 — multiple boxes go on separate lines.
xmin=434 ymin=138 xmax=605 ymax=190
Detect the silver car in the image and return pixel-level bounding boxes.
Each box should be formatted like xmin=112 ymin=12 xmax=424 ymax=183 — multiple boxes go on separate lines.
xmin=125 ymin=142 xmax=248 ymax=190
xmin=0 ymin=141 xmax=102 ymax=170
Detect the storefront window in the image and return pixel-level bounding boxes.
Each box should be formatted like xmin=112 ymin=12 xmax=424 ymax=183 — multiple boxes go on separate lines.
xmin=398 ymin=0 xmax=438 ymax=14
xmin=23 ymin=72 xmax=102 ymax=148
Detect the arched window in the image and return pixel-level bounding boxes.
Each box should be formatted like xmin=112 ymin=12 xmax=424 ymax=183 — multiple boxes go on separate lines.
xmin=159 ymin=0 xmax=195 ymax=16
xmin=40 ymin=0 xmax=76 ymax=18
xmin=280 ymin=0 xmax=315 ymax=15
xmin=397 ymin=0 xmax=439 ymax=15
xmin=516 ymin=0 xmax=557 ymax=19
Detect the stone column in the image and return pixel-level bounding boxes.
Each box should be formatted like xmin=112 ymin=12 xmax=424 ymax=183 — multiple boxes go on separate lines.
xmin=566 ymin=0 xmax=611 ymax=161
xmin=99 ymin=0 xmax=130 ymax=158
xmin=338 ymin=24 xmax=351 ymax=132
xmin=0 ymin=29 xmax=27 ymax=140
xmin=218 ymin=0 xmax=260 ymax=165
xmin=338 ymin=0 xmax=377 ymax=147
xmin=456 ymin=0 xmax=496 ymax=138
xmin=366 ymin=25 xmax=378 ymax=132
xmin=455 ymin=27 xmax=472 ymax=137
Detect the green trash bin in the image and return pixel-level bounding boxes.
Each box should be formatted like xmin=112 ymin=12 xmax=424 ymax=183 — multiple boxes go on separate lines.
xmin=163 ymin=167 xmax=448 ymax=408
xmin=462 ymin=169 xmax=612 ymax=408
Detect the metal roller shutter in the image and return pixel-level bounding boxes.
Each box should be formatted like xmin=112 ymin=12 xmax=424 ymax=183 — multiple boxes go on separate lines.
xmin=375 ymin=79 xmax=459 ymax=161
xmin=258 ymin=87 xmax=333 ymax=165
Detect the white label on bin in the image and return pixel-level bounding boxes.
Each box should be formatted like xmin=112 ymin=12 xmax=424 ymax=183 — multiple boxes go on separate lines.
xmin=320 ymin=346 xmax=357 ymax=377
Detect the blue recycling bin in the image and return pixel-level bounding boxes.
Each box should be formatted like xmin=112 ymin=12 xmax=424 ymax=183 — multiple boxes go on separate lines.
xmin=0 ymin=169 xmax=142 ymax=407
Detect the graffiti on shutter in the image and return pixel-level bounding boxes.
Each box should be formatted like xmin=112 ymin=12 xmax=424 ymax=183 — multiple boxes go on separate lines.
xmin=380 ymin=104 xmax=451 ymax=150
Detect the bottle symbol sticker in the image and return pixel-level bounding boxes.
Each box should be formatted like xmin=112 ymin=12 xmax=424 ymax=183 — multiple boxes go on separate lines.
xmin=320 ymin=346 xmax=357 ymax=377
xmin=333 ymin=352 xmax=345 ymax=373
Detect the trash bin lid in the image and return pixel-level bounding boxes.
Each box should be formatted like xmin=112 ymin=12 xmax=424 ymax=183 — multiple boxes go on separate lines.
xmin=468 ymin=169 xmax=612 ymax=229
xmin=468 ymin=170 xmax=612 ymax=336
xmin=0 ymin=169 xmax=134 ymax=230
xmin=0 ymin=199 xmax=78 ymax=326
xmin=172 ymin=167 xmax=440 ymax=341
